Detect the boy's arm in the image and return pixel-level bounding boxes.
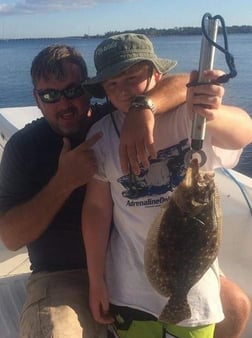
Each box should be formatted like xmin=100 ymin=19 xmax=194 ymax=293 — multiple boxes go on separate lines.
xmin=206 ymin=104 xmax=252 ymax=149
xmin=82 ymin=177 xmax=114 ymax=324
xmin=187 ymin=70 xmax=252 ymax=149
xmin=119 ymin=73 xmax=189 ymax=175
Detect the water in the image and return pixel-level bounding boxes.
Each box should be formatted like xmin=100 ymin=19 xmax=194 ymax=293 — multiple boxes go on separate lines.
xmin=0 ymin=34 xmax=251 ymax=176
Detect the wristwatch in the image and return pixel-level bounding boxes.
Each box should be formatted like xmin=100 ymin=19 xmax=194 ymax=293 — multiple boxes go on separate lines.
xmin=130 ymin=95 xmax=156 ymax=114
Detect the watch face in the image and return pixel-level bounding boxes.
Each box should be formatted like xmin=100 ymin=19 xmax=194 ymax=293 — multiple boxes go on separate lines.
xmin=131 ymin=96 xmax=156 ymax=113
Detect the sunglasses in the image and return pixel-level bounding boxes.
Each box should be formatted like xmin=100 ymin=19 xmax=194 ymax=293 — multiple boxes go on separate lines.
xmin=36 ymin=84 xmax=85 ymax=103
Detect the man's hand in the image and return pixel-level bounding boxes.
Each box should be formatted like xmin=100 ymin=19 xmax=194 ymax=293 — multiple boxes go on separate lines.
xmin=57 ymin=132 xmax=102 ymax=192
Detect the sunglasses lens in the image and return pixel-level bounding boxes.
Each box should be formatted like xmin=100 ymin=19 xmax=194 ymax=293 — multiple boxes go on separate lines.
xmin=37 ymin=85 xmax=84 ymax=103
xmin=38 ymin=90 xmax=61 ymax=103
xmin=64 ymin=85 xmax=84 ymax=99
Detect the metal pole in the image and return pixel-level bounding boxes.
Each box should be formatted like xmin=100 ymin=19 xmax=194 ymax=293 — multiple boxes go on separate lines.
xmin=191 ymin=15 xmax=219 ymax=152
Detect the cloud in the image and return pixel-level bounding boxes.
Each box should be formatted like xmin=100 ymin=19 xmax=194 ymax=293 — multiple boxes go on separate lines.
xmin=0 ymin=0 xmax=129 ymax=15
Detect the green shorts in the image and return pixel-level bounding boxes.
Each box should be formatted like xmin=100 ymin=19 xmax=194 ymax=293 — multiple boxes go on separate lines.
xmin=108 ymin=305 xmax=215 ymax=338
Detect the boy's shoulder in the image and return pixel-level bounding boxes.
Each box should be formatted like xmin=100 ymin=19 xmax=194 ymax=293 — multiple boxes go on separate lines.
xmin=90 ymin=111 xmax=113 ymax=128
xmin=91 ymin=101 xmax=115 ymax=121
xmin=155 ymin=103 xmax=187 ymax=122
xmin=88 ymin=110 xmax=124 ymax=143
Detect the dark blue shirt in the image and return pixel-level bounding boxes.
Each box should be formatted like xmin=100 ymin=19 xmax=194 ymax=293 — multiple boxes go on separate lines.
xmin=0 ymin=103 xmax=113 ymax=272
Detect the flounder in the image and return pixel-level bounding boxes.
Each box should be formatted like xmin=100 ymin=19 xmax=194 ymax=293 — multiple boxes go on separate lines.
xmin=144 ymin=158 xmax=222 ymax=324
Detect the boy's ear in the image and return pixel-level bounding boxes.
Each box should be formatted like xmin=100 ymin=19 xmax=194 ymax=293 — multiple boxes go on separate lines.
xmin=154 ymin=71 xmax=163 ymax=82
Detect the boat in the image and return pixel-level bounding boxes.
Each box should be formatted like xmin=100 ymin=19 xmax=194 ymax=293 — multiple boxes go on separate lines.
xmin=0 ymin=106 xmax=251 ymax=338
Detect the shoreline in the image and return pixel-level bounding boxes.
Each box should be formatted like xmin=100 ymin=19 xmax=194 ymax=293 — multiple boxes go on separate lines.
xmin=1 ymin=26 xmax=252 ymax=41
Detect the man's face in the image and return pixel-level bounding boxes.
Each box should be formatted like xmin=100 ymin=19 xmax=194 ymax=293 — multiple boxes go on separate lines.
xmin=34 ymin=62 xmax=91 ymax=138
xmin=102 ymin=63 xmax=161 ymax=113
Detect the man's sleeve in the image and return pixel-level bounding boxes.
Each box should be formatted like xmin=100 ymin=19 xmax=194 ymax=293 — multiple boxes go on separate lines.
xmin=0 ymin=138 xmax=31 ymax=213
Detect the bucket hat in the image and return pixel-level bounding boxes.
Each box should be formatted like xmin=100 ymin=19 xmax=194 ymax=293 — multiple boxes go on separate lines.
xmin=84 ymin=33 xmax=177 ymax=98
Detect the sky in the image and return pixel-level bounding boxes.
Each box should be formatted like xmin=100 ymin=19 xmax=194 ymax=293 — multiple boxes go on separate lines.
xmin=0 ymin=0 xmax=252 ymax=39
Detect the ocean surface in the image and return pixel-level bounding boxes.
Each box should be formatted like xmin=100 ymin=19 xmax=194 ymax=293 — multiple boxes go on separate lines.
xmin=0 ymin=34 xmax=251 ymax=176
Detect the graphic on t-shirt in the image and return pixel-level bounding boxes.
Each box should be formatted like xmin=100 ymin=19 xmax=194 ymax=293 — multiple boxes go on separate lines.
xmin=118 ymin=139 xmax=190 ymax=199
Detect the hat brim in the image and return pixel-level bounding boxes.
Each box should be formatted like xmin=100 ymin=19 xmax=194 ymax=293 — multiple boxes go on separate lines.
xmin=84 ymin=57 xmax=177 ymax=98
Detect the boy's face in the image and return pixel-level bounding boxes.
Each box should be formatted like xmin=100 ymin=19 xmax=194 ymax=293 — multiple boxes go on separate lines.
xmin=102 ymin=62 xmax=161 ymax=113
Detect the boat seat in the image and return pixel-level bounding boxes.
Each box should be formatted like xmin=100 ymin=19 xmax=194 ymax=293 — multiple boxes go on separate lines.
xmin=0 ymin=273 xmax=29 ymax=338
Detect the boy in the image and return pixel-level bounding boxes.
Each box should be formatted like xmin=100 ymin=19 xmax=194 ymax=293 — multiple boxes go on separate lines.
xmin=82 ymin=33 xmax=252 ymax=338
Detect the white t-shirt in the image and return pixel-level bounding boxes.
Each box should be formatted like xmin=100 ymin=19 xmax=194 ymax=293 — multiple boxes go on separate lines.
xmin=87 ymin=104 xmax=241 ymax=327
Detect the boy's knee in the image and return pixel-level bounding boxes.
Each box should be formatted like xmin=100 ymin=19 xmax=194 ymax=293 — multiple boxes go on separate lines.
xmin=215 ymin=276 xmax=251 ymax=338
xmin=220 ymin=276 xmax=251 ymax=319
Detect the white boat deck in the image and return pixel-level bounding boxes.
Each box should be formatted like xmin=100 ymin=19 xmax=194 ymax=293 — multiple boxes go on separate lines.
xmin=0 ymin=242 xmax=30 ymax=337
xmin=0 ymin=107 xmax=251 ymax=337
xmin=216 ymin=169 xmax=252 ymax=338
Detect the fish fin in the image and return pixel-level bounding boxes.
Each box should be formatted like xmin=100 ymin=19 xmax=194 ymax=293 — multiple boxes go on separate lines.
xmin=159 ymin=295 xmax=191 ymax=324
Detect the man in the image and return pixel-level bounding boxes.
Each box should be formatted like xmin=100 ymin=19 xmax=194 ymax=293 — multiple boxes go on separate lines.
xmin=0 ymin=44 xmax=188 ymax=337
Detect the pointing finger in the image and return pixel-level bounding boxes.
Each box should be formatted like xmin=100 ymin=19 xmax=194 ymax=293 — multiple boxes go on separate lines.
xmin=59 ymin=138 xmax=71 ymax=161
xmin=80 ymin=132 xmax=103 ymax=150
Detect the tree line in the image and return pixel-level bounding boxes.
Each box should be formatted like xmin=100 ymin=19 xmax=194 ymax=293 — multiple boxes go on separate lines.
xmin=83 ymin=25 xmax=252 ymax=38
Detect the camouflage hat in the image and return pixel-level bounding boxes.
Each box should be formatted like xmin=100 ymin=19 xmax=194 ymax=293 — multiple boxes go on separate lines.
xmin=84 ymin=33 xmax=177 ymax=98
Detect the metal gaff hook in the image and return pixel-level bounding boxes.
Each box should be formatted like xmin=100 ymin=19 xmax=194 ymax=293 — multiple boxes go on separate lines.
xmin=185 ymin=13 xmax=219 ymax=168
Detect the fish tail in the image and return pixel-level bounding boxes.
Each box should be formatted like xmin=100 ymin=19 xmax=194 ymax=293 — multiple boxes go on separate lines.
xmin=159 ymin=295 xmax=191 ymax=324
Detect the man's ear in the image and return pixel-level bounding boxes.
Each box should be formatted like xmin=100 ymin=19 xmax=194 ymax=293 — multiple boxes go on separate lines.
xmin=33 ymin=88 xmax=41 ymax=109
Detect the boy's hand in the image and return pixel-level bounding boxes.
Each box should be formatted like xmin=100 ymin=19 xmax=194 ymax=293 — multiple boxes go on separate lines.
xmin=119 ymin=108 xmax=156 ymax=176
xmin=89 ymin=280 xmax=114 ymax=324
xmin=187 ymin=69 xmax=225 ymax=120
